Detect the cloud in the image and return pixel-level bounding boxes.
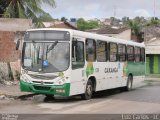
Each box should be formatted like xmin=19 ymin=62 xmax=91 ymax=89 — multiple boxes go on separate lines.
xmin=135 ymin=9 xmax=151 ymax=17
xmin=42 ymin=0 xmax=157 ymax=19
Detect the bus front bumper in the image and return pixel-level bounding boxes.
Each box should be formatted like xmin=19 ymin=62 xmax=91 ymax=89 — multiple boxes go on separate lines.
xmin=20 ymin=80 xmax=70 ymax=96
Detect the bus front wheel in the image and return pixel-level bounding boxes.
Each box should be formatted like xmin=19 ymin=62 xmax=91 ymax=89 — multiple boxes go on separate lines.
xmin=81 ymin=79 xmax=93 ymax=100
xmin=45 ymin=95 xmax=54 ymax=99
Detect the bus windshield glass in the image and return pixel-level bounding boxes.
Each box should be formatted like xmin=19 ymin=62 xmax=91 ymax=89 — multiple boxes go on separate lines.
xmin=22 ymin=42 xmax=70 ymax=73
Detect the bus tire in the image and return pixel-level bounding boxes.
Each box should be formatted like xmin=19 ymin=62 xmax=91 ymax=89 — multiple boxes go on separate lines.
xmin=81 ymin=79 xmax=93 ymax=100
xmin=125 ymin=75 xmax=133 ymax=91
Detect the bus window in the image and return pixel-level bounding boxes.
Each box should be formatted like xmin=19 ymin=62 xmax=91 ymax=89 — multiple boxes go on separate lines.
xmin=118 ymin=44 xmax=126 ymax=62
xmin=141 ymin=48 xmax=145 ymax=62
xmin=86 ymin=39 xmax=96 ymax=62
xmin=109 ymin=43 xmax=117 ymax=62
xmin=72 ymin=41 xmax=85 ymax=69
xmin=96 ymin=40 xmax=107 ymax=62
xmin=127 ymin=46 xmax=134 ymax=61
xmin=135 ymin=47 xmax=141 ymax=62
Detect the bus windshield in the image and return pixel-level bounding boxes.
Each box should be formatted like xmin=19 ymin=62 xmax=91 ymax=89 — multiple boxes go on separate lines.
xmin=22 ymin=42 xmax=70 ymax=73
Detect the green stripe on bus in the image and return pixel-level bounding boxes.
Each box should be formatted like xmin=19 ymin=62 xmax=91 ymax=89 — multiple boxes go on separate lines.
xmin=126 ymin=62 xmax=145 ymax=76
xmin=20 ymin=80 xmax=70 ymax=96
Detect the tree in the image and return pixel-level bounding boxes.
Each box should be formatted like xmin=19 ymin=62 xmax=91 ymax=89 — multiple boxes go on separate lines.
xmin=128 ymin=20 xmax=144 ymax=42
xmin=0 ymin=1 xmax=9 ymax=17
xmin=128 ymin=20 xmax=140 ymax=36
xmin=61 ymin=17 xmax=68 ymax=22
xmin=1 ymin=0 xmax=55 ymax=27
xmin=77 ymin=18 xmax=100 ymax=31
xmin=77 ymin=18 xmax=87 ymax=31
xmin=39 ymin=13 xmax=54 ymax=22
xmin=146 ymin=18 xmax=160 ymax=26
xmin=87 ymin=20 xmax=99 ymax=30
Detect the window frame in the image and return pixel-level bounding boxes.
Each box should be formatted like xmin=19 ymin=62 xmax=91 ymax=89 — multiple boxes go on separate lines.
xmin=96 ymin=40 xmax=108 ymax=62
xmin=109 ymin=42 xmax=118 ymax=62
xmin=85 ymin=38 xmax=96 ymax=62
xmin=140 ymin=47 xmax=145 ymax=62
xmin=134 ymin=46 xmax=141 ymax=62
xmin=72 ymin=40 xmax=85 ymax=69
xmin=118 ymin=44 xmax=126 ymax=62
xmin=127 ymin=45 xmax=135 ymax=62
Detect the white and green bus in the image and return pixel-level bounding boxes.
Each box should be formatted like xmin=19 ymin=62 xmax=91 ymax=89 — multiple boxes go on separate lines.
xmin=20 ymin=28 xmax=145 ymax=100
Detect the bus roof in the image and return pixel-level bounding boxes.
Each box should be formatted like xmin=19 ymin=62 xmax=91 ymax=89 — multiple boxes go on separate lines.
xmin=26 ymin=28 xmax=145 ymax=47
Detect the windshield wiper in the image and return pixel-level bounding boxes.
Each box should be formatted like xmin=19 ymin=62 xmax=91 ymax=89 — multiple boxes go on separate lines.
xmin=47 ymin=41 xmax=58 ymax=53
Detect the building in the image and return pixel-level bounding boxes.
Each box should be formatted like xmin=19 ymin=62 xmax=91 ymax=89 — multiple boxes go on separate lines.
xmin=101 ymin=18 xmax=112 ymax=26
xmin=86 ymin=27 xmax=131 ymax=40
xmin=144 ymin=25 xmax=160 ymax=75
xmin=43 ymin=20 xmax=78 ymax=30
xmin=0 ymin=18 xmax=32 ymax=80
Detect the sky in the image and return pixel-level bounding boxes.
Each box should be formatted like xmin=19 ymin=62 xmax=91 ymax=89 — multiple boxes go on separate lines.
xmin=42 ymin=0 xmax=160 ymax=20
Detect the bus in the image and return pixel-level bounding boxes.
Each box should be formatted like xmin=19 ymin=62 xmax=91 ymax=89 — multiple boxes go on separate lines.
xmin=20 ymin=28 xmax=145 ymax=100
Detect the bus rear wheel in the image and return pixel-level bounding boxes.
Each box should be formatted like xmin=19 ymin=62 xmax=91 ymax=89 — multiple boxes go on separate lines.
xmin=125 ymin=75 xmax=133 ymax=91
xmin=81 ymin=79 xmax=93 ymax=100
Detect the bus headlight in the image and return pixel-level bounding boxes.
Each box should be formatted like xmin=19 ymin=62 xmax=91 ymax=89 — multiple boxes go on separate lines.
xmin=58 ymin=79 xmax=65 ymax=85
xmin=21 ymin=75 xmax=31 ymax=83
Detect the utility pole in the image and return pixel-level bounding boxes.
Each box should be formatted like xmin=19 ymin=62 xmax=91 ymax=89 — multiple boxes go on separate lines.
xmin=154 ymin=0 xmax=156 ymax=20
xmin=114 ymin=6 xmax=116 ymax=18
xmin=113 ymin=6 xmax=116 ymax=26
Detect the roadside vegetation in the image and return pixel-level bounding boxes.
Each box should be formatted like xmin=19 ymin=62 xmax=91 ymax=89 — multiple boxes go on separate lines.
xmin=0 ymin=0 xmax=55 ymax=27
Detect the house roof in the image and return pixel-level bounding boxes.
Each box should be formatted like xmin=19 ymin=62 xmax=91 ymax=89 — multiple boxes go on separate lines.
xmin=86 ymin=27 xmax=129 ymax=34
xmin=43 ymin=21 xmax=78 ymax=30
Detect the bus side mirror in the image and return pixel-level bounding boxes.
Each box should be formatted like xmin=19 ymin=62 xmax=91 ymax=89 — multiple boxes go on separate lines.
xmin=16 ymin=39 xmax=20 ymax=50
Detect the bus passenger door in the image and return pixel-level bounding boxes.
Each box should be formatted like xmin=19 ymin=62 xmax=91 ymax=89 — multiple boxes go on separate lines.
xmin=70 ymin=38 xmax=86 ymax=96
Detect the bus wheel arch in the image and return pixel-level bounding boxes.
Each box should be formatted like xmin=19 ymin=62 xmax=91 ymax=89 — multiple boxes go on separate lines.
xmin=81 ymin=76 xmax=96 ymax=100
xmin=89 ymin=76 xmax=96 ymax=92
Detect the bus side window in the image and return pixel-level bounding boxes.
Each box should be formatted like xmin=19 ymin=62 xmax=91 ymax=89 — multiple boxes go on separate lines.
xmin=96 ymin=40 xmax=107 ymax=62
xmin=127 ymin=45 xmax=134 ymax=61
xmin=109 ymin=43 xmax=118 ymax=62
xmin=72 ymin=40 xmax=85 ymax=69
xmin=140 ymin=48 xmax=145 ymax=62
xmin=118 ymin=44 xmax=126 ymax=62
xmin=86 ymin=39 xmax=96 ymax=62
xmin=135 ymin=47 xmax=141 ymax=62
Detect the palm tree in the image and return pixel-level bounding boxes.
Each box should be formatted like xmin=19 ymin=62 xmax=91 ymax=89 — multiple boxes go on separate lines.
xmin=128 ymin=20 xmax=143 ymax=42
xmin=0 ymin=0 xmax=56 ymax=27
xmin=128 ymin=20 xmax=140 ymax=36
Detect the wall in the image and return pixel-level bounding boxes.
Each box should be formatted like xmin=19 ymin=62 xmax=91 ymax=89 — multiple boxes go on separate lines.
xmin=146 ymin=55 xmax=160 ymax=74
xmin=0 ymin=31 xmax=20 ymax=62
xmin=101 ymin=29 xmax=131 ymax=40
xmin=144 ymin=26 xmax=160 ymax=54
xmin=0 ymin=18 xmax=32 ymax=81
xmin=0 ymin=31 xmax=21 ymax=81
xmin=143 ymin=26 xmax=160 ymax=75
xmin=115 ymin=29 xmax=131 ymax=40
xmin=0 ymin=18 xmax=32 ymax=31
